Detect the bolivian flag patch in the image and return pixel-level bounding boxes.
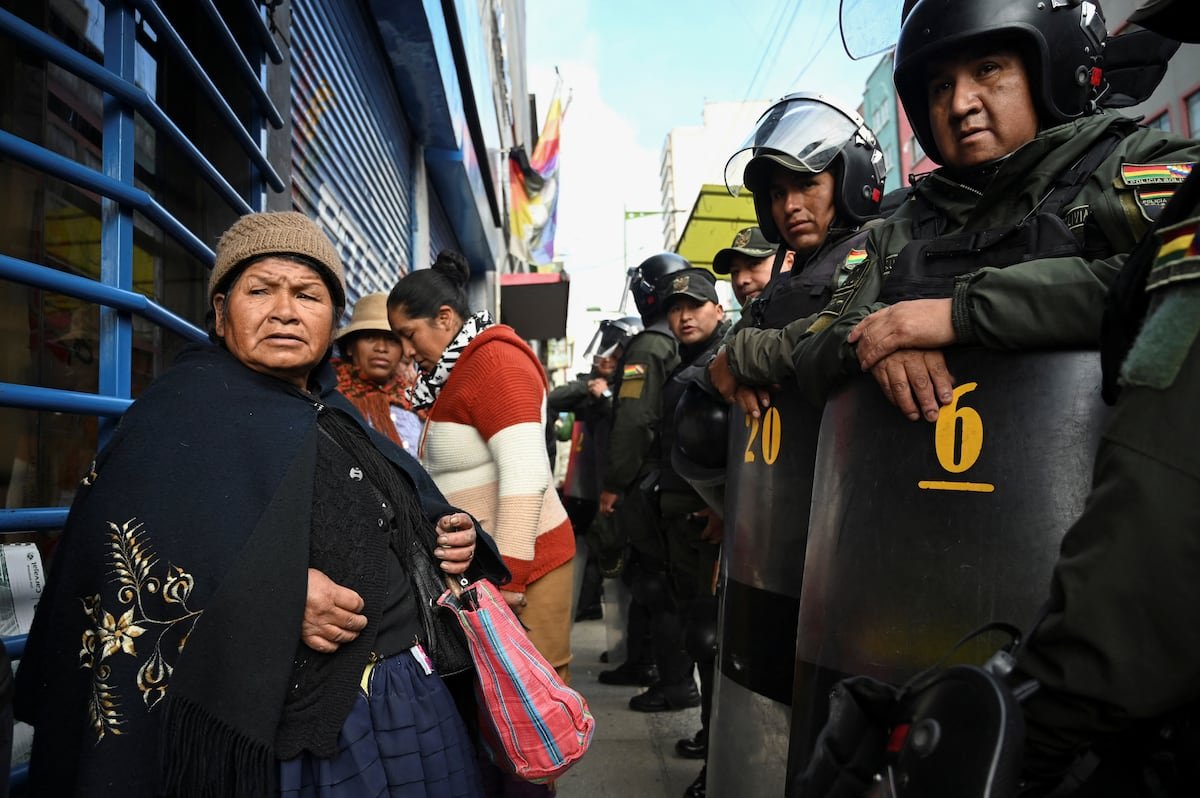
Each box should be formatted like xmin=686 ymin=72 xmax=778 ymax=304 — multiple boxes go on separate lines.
xmin=622 ymin=364 xmax=646 ymax=380
xmin=1120 ymin=162 xmax=1194 ymax=185
xmin=619 ymin=363 xmax=647 ymax=399
xmin=1146 ymin=218 xmax=1200 ymax=292
xmin=836 ymin=249 xmax=869 ymax=289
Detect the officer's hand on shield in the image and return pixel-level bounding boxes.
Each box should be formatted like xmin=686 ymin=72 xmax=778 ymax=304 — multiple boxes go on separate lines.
xmin=848 ymin=298 xmax=956 ymax=368
xmin=709 ymin=347 xmax=772 ymax=418
xmin=869 ymin=349 xmax=955 ymax=422
xmin=732 ymin=385 xmax=772 ymax=419
xmin=708 ymin=347 xmax=739 ymax=400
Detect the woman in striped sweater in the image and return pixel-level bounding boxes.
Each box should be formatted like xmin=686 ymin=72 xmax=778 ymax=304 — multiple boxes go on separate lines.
xmin=387 ymin=252 xmax=575 ymax=691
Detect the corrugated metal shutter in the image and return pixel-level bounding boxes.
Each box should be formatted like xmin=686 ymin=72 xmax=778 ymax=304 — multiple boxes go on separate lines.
xmin=291 ymin=0 xmax=413 ymax=304
xmin=429 ymin=176 xmax=461 ymax=263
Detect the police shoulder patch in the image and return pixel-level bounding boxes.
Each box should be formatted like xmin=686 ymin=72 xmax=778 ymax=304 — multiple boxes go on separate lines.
xmin=621 ymin=363 xmax=647 ymax=380
xmin=618 ymin=378 xmax=645 ymax=399
xmin=834 ymin=249 xmax=869 ymax=289
xmin=1119 ymin=163 xmax=1196 ymax=223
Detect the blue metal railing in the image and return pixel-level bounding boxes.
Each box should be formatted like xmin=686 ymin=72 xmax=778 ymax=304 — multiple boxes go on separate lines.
xmin=241 ymin=0 xmax=284 ymax=65
xmin=0 ymin=254 xmax=208 ymax=343
xmin=126 ymin=0 xmax=285 ymax=192
xmin=0 ymin=1 xmax=284 ymax=789
xmin=0 ymin=8 xmax=253 ymax=216
xmin=197 ymin=0 xmax=285 ymax=129
xmin=0 ymin=131 xmax=215 ymax=264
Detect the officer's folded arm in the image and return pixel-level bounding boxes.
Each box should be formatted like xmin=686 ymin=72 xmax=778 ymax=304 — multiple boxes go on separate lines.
xmin=952 ymin=253 xmax=1127 ymax=350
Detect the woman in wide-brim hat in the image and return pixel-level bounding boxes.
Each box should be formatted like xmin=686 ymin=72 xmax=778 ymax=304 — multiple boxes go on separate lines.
xmin=15 ymin=211 xmax=507 ymax=798
xmin=334 ymin=292 xmax=424 ymax=450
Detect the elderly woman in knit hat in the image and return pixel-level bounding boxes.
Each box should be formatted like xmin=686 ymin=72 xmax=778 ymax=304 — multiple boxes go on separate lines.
xmin=15 ymin=212 xmax=507 ymax=798
xmin=334 ymin=292 xmax=423 ymax=450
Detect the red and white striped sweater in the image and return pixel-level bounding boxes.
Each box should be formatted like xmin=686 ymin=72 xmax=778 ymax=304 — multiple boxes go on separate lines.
xmin=419 ymin=324 xmax=574 ymax=592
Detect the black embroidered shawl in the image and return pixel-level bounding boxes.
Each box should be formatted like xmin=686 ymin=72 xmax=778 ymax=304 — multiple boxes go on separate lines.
xmin=14 ymin=344 xmax=506 ymax=797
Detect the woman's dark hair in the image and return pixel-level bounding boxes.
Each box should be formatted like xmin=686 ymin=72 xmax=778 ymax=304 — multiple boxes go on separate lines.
xmin=387 ymin=249 xmax=472 ymax=320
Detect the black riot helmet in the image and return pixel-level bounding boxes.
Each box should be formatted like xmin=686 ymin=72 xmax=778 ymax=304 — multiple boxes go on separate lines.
xmin=1130 ymin=0 xmax=1200 ymax=43
xmin=631 ymin=252 xmax=691 ymax=322
xmin=594 ymin=315 xmax=643 ymax=358
xmin=671 ymin=381 xmax=729 ymax=516
xmin=894 ymin=0 xmax=1108 ymax=166
xmin=725 ymin=93 xmax=886 ymax=242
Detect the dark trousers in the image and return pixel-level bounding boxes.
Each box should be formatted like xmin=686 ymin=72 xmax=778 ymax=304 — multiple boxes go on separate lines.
xmin=661 ymin=497 xmax=721 ymax=735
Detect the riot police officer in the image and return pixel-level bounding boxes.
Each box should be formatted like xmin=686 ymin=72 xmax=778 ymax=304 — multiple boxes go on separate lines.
xmin=708 ymin=92 xmax=886 ymax=417
xmin=711 ymin=226 xmax=791 ymax=307
xmin=597 ymin=253 xmax=699 ymax=710
xmin=695 ymin=93 xmax=886 ymax=798
xmin=655 ymin=269 xmax=730 ymax=798
xmin=549 ymin=316 xmax=641 ymax=621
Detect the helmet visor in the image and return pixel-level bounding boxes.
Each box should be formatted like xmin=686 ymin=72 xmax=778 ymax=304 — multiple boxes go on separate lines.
xmin=725 ymin=98 xmax=863 ymax=196
xmin=839 ymin=0 xmax=904 ymax=60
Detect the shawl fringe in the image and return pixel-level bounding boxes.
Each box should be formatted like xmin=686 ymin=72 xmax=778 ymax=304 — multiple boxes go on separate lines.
xmin=159 ymin=695 xmax=276 ymax=798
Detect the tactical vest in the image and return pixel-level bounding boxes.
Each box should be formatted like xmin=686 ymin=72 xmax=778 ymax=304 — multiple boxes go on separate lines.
xmin=751 ymin=230 xmax=871 ymax=330
xmin=658 ymin=328 xmax=726 ymax=496
xmin=878 ymin=130 xmax=1127 ymax=305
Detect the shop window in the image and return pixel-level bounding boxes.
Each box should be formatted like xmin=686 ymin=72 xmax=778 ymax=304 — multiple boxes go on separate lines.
xmin=1146 ymin=111 xmax=1172 ymax=132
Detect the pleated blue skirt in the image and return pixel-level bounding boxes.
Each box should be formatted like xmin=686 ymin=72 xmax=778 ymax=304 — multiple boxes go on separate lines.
xmin=279 ymin=650 xmax=485 ymax=798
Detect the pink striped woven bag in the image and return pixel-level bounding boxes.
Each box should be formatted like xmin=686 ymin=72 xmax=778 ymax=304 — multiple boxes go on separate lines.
xmin=438 ymin=579 xmax=595 ymax=782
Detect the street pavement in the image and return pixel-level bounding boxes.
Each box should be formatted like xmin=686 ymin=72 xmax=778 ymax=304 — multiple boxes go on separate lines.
xmin=557 ymin=589 xmax=703 ymax=798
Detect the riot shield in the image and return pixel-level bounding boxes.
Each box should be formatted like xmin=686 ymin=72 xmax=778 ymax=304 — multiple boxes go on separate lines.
xmin=786 ymin=349 xmax=1109 ymax=790
xmin=707 ymin=384 xmax=824 ymax=798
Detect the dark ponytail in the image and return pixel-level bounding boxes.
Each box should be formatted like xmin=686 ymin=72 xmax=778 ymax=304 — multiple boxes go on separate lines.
xmin=387 ymin=249 xmax=472 ymax=319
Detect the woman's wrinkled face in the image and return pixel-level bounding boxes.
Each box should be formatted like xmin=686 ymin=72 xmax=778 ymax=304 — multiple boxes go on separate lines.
xmin=212 ymin=258 xmax=337 ymax=390
xmin=347 ymin=332 xmax=405 ymax=385
xmin=388 ymin=304 xmax=460 ymax=375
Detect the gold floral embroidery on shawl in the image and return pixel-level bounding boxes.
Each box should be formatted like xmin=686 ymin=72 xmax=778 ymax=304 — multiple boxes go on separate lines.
xmin=79 ymin=518 xmax=203 ymax=741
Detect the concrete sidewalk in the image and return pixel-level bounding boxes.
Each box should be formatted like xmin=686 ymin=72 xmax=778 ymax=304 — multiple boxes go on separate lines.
xmin=557 ymin=594 xmax=702 ymax=798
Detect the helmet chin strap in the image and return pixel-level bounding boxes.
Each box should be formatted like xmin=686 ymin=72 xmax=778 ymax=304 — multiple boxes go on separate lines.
xmin=946 ymin=151 xmax=1017 ymax=189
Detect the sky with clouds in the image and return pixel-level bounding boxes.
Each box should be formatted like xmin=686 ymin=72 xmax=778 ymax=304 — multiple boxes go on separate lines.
xmin=523 ymin=0 xmax=887 ymax=371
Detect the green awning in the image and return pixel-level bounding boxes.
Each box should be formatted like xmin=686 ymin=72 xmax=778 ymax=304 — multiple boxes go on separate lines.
xmin=673 ymin=183 xmax=760 ymax=274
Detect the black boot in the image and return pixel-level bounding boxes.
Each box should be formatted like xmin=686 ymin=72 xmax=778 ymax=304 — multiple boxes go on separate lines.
xmin=675 ymin=728 xmax=707 ymax=759
xmin=597 ymin=661 xmax=658 ymax=686
xmin=628 ymin=681 xmax=700 ymax=712
xmin=684 ymin=766 xmax=706 ymax=798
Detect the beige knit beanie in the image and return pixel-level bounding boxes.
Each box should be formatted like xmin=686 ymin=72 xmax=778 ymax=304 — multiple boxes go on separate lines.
xmin=209 ymin=211 xmax=346 ymax=307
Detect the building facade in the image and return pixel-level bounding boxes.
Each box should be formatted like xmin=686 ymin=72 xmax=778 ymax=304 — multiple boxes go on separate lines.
xmin=659 ymin=100 xmax=771 ymax=250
